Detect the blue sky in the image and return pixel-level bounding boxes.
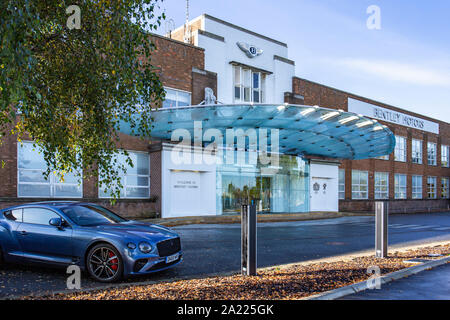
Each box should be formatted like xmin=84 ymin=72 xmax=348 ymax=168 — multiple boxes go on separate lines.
xmin=156 ymin=0 xmax=450 ymax=122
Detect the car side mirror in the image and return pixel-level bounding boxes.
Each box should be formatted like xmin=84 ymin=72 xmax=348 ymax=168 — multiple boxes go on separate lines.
xmin=49 ymin=217 xmax=62 ymax=228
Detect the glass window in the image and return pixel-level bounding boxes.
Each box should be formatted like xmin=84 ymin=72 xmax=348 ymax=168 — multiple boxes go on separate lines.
xmin=374 ymin=172 xmax=389 ymax=199
xmin=441 ymin=145 xmax=449 ymax=167
xmin=243 ymin=69 xmax=251 ymax=102
xmin=17 ymin=141 xmax=82 ymax=198
xmin=351 ymin=170 xmax=368 ymax=199
xmin=412 ymin=139 xmax=422 ymax=164
xmin=338 ymin=169 xmax=345 ymax=199
xmin=62 ymin=204 xmax=127 ymax=226
xmin=395 ymin=174 xmax=407 ymax=199
xmin=394 ymin=136 xmax=407 ymax=162
xmin=162 ymin=87 xmax=191 ymax=108
xmin=23 ymin=208 xmax=60 ymax=225
xmin=99 ymin=151 xmax=150 ymax=199
xmin=441 ymin=177 xmax=449 ymax=199
xmin=412 ymin=175 xmax=423 ymax=199
xmin=427 ymin=176 xmax=437 ymax=199
xmin=427 ymin=142 xmax=437 ymax=166
xmin=233 ymin=65 xmax=265 ymax=103
xmin=3 ymin=209 xmax=23 ymax=221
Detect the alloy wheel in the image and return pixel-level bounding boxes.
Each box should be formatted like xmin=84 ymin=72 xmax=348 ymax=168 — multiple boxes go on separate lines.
xmin=87 ymin=244 xmax=122 ymax=282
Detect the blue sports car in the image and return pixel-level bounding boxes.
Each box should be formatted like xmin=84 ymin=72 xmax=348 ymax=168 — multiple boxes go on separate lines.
xmin=0 ymin=201 xmax=182 ymax=282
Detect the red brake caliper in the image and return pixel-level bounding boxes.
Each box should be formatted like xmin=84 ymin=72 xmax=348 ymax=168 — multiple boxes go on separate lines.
xmin=109 ymin=251 xmax=118 ymax=271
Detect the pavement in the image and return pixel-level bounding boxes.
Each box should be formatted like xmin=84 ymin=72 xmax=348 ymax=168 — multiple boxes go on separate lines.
xmin=143 ymin=211 xmax=372 ymax=227
xmin=0 ymin=212 xmax=449 ymax=298
xmin=340 ymin=262 xmax=450 ymax=300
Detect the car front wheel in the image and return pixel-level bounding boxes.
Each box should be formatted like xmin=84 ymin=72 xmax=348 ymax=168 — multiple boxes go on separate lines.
xmin=86 ymin=244 xmax=123 ymax=282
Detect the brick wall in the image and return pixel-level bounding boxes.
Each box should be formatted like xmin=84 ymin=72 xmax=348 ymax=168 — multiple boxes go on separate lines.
xmin=292 ymin=77 xmax=450 ymax=213
xmin=0 ymin=34 xmax=217 ymax=218
xmin=149 ymin=34 xmax=205 ymax=95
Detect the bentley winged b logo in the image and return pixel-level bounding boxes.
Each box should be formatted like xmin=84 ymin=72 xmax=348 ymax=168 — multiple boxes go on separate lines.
xmin=237 ymin=42 xmax=263 ymax=58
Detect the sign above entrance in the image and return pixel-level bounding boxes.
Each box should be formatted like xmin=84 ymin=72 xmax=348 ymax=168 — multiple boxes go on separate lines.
xmin=348 ymin=98 xmax=439 ymax=134
xmin=237 ymin=42 xmax=263 ymax=58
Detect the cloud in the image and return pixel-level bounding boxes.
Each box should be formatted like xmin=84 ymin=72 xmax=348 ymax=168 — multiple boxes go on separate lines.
xmin=337 ymin=58 xmax=450 ymax=87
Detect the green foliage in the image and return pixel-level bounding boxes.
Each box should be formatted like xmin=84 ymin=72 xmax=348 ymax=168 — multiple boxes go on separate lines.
xmin=0 ymin=0 xmax=166 ymax=200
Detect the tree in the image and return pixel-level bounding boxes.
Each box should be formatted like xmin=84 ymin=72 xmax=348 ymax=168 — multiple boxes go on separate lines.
xmin=0 ymin=0 xmax=166 ymax=199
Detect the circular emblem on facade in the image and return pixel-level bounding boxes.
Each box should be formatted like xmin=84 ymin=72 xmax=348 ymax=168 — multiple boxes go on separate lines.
xmin=313 ymin=182 xmax=320 ymax=192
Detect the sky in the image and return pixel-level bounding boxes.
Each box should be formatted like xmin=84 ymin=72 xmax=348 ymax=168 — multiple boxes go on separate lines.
xmin=155 ymin=0 xmax=450 ymax=122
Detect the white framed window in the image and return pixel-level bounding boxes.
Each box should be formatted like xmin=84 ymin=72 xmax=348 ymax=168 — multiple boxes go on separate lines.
xmin=162 ymin=87 xmax=191 ymax=108
xmin=351 ymin=170 xmax=368 ymax=199
xmin=339 ymin=169 xmax=345 ymax=200
xmin=412 ymin=175 xmax=423 ymax=199
xmin=99 ymin=151 xmax=150 ymax=199
xmin=374 ymin=172 xmax=389 ymax=199
xmin=394 ymin=136 xmax=407 ymax=162
xmin=441 ymin=145 xmax=449 ymax=167
xmin=412 ymin=139 xmax=422 ymax=164
xmin=394 ymin=174 xmax=407 ymax=199
xmin=427 ymin=176 xmax=437 ymax=199
xmin=17 ymin=141 xmax=82 ymax=198
xmin=441 ymin=177 xmax=449 ymax=199
xmin=233 ymin=65 xmax=265 ymax=103
xmin=427 ymin=142 xmax=437 ymax=166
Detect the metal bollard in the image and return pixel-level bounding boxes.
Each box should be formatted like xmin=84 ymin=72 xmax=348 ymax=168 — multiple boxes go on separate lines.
xmin=241 ymin=203 xmax=257 ymax=276
xmin=375 ymin=201 xmax=388 ymax=258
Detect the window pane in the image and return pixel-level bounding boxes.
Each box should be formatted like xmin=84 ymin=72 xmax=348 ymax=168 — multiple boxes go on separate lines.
xmin=126 ymin=176 xmax=149 ymax=187
xmin=234 ymin=66 xmax=240 ymax=85
xmin=234 ymin=86 xmax=241 ymax=100
xmin=99 ymin=151 xmax=150 ymax=199
xmin=18 ymin=142 xmax=46 ymax=169
xmin=126 ymin=187 xmax=149 ymax=198
xmin=54 ymin=185 xmax=82 ymax=197
xmin=18 ymin=141 xmax=82 ymax=198
xmin=252 ymin=72 xmax=260 ymax=89
xmin=23 ymin=208 xmax=60 ymax=225
xmin=19 ymin=170 xmax=48 ymax=183
xmin=18 ymin=184 xmax=51 ymax=197
xmin=253 ymin=90 xmax=260 ymax=102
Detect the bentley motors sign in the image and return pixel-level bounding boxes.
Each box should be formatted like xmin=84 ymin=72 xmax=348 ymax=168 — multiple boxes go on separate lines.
xmin=348 ymin=98 xmax=439 ymax=134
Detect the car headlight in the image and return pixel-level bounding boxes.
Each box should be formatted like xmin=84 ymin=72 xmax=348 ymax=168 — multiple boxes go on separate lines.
xmin=127 ymin=242 xmax=136 ymax=250
xmin=138 ymin=241 xmax=153 ymax=253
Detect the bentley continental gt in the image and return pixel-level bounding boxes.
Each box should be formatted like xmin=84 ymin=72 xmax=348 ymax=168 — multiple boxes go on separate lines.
xmin=0 ymin=202 xmax=182 ymax=282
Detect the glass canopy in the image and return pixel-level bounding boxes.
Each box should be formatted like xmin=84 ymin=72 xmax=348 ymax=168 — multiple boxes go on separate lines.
xmin=120 ymin=104 xmax=395 ymax=160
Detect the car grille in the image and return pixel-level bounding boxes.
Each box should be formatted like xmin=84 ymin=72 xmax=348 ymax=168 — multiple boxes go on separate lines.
xmin=157 ymin=237 xmax=181 ymax=257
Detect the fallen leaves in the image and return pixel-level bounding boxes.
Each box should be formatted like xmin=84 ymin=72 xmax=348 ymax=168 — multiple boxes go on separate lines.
xmin=25 ymin=244 xmax=449 ymax=300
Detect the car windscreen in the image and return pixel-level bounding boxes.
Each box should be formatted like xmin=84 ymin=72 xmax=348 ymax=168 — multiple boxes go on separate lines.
xmin=61 ymin=205 xmax=128 ymax=226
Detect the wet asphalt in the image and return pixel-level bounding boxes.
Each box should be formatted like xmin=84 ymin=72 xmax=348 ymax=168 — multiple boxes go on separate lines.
xmin=0 ymin=212 xmax=449 ymax=298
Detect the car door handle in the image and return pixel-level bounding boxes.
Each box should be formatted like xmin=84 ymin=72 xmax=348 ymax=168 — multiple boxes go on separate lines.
xmin=19 ymin=230 xmax=28 ymax=236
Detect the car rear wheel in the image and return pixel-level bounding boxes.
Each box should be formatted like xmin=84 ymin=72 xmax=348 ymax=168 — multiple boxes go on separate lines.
xmin=86 ymin=244 xmax=123 ymax=282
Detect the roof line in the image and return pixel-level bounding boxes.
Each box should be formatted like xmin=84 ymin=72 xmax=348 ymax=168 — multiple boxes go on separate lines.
xmin=295 ymin=77 xmax=449 ymax=126
xmin=202 ymin=14 xmax=288 ymax=48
